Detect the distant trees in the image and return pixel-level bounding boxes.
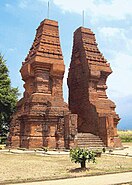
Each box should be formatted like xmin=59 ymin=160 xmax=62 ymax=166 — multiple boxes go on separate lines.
xmin=0 ymin=54 xmax=19 ymax=136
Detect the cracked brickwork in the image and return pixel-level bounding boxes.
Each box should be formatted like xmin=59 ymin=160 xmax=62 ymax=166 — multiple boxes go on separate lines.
xmin=68 ymin=27 xmax=122 ymax=147
xmin=8 ymin=20 xmax=122 ymax=149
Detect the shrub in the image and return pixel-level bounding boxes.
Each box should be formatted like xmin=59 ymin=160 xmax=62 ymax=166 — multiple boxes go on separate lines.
xmin=0 ymin=136 xmax=7 ymax=144
xmin=102 ymin=147 xmax=106 ymax=153
xmin=70 ymin=148 xmax=96 ymax=169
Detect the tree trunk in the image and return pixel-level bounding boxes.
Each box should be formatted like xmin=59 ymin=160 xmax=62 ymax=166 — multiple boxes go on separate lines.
xmin=81 ymin=160 xmax=86 ymax=168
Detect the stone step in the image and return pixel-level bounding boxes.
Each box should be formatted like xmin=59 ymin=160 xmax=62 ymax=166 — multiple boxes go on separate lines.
xmin=77 ymin=141 xmax=104 ymax=145
xmin=77 ymin=138 xmax=102 ymax=142
xmin=78 ymin=141 xmax=103 ymax=145
xmin=78 ymin=145 xmax=104 ymax=148
xmin=76 ymin=133 xmax=105 ymax=148
xmin=77 ymin=141 xmax=105 ymax=145
xmin=77 ymin=133 xmax=100 ymax=138
xmin=77 ymin=143 xmax=105 ymax=146
xmin=77 ymin=144 xmax=105 ymax=148
xmin=77 ymin=136 xmax=101 ymax=139
xmin=77 ymin=137 xmax=101 ymax=140
xmin=77 ymin=133 xmax=99 ymax=136
xmin=77 ymin=139 xmax=101 ymax=142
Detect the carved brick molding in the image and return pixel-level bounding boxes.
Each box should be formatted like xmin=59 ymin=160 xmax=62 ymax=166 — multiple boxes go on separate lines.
xmin=8 ymin=19 xmax=77 ymax=149
xmin=68 ymin=27 xmax=122 ymax=147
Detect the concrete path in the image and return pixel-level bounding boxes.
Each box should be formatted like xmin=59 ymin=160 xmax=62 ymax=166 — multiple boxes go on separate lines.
xmin=1 ymin=143 xmax=132 ymax=157
xmin=0 ymin=143 xmax=132 ymax=157
xmin=8 ymin=172 xmax=132 ymax=185
xmin=105 ymin=143 xmax=132 ymax=157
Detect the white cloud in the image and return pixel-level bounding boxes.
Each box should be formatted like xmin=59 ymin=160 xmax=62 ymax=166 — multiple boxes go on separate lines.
xmin=18 ymin=0 xmax=28 ymax=9
xmin=97 ymin=26 xmax=132 ymax=58
xmin=63 ymin=66 xmax=68 ymax=86
xmin=63 ymin=66 xmax=68 ymax=102
xmin=98 ymin=27 xmax=124 ymax=38
xmin=8 ymin=48 xmax=17 ymax=52
xmin=37 ymin=0 xmax=48 ymax=3
xmin=45 ymin=0 xmax=132 ymax=20
xmin=5 ymin=3 xmax=12 ymax=8
xmin=107 ymin=52 xmax=132 ymax=99
xmin=5 ymin=3 xmax=14 ymax=11
xmin=53 ymin=0 xmax=87 ymax=14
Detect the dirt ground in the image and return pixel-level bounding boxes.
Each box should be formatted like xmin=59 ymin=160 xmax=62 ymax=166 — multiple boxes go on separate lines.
xmin=0 ymin=144 xmax=132 ymax=184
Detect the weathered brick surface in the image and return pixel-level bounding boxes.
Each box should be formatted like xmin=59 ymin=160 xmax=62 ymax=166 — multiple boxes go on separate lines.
xmin=8 ymin=19 xmax=77 ymax=149
xmin=8 ymin=21 xmax=122 ymax=149
xmin=68 ymin=27 xmax=122 ymax=147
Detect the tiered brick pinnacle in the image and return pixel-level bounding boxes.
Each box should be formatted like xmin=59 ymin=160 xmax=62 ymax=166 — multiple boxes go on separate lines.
xmin=68 ymin=27 xmax=122 ymax=147
xmin=8 ymin=19 xmax=77 ymax=149
xmin=8 ymin=20 xmax=122 ymax=149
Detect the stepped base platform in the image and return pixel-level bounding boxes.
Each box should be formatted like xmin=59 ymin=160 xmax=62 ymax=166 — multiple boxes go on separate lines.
xmin=75 ymin=133 xmax=106 ymax=148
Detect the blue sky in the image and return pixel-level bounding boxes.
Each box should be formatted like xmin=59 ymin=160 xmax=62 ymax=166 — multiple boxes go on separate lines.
xmin=0 ymin=0 xmax=132 ymax=130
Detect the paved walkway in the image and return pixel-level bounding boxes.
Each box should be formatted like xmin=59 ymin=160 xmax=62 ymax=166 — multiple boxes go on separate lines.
xmin=8 ymin=172 xmax=132 ymax=185
xmin=105 ymin=143 xmax=132 ymax=157
xmin=1 ymin=143 xmax=132 ymax=157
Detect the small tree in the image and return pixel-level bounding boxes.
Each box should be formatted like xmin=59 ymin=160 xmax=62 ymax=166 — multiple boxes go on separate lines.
xmin=70 ymin=148 xmax=96 ymax=169
xmin=0 ymin=54 xmax=19 ymax=136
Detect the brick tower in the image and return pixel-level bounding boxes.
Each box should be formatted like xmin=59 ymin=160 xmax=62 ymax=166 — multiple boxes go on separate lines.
xmin=8 ymin=19 xmax=77 ymax=149
xmin=68 ymin=27 xmax=122 ymax=147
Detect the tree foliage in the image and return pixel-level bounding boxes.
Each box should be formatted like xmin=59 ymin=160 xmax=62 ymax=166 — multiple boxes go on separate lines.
xmin=0 ymin=54 xmax=19 ymax=136
xmin=70 ymin=148 xmax=96 ymax=168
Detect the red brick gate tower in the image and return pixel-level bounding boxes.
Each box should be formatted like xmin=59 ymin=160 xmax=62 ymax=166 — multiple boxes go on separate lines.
xmin=68 ymin=27 xmax=122 ymax=148
xmin=8 ymin=19 xmax=77 ymax=149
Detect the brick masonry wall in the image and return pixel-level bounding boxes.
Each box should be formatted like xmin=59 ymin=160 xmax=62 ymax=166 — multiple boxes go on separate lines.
xmin=68 ymin=27 xmax=122 ymax=147
xmin=8 ymin=19 xmax=77 ymax=149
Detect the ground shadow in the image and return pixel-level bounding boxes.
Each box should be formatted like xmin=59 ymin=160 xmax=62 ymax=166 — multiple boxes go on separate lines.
xmin=69 ymin=167 xmax=90 ymax=173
